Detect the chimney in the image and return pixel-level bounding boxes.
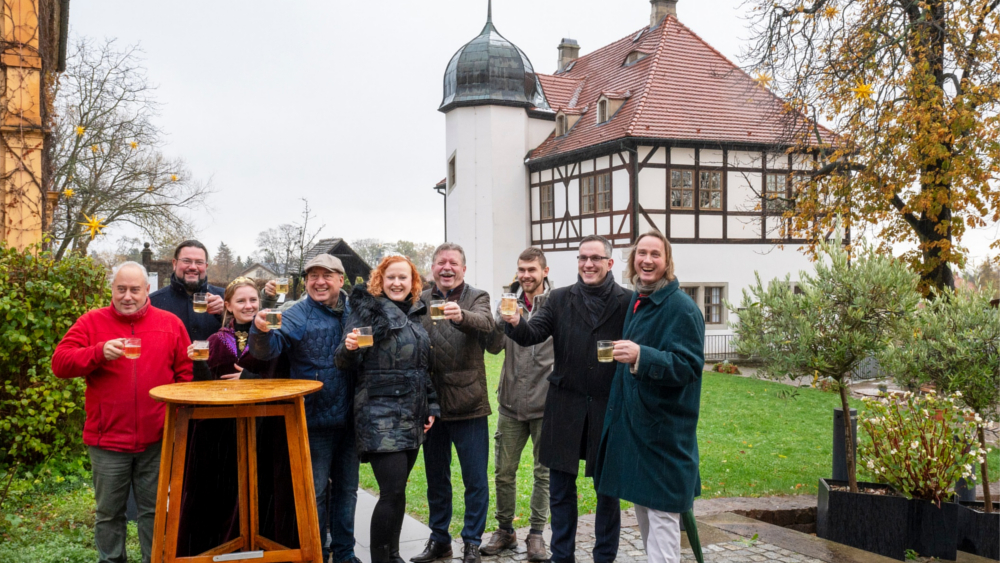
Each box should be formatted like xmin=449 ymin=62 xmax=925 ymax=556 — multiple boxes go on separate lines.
xmin=557 ymin=38 xmax=580 ymax=72
xmin=650 ymin=0 xmax=677 ymax=26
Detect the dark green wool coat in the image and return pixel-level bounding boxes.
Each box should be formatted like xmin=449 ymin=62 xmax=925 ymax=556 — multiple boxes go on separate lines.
xmin=594 ymin=278 xmax=705 ymax=513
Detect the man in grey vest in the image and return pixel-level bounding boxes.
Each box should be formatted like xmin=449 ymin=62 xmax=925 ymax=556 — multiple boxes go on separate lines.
xmin=482 ymin=247 xmax=553 ymax=561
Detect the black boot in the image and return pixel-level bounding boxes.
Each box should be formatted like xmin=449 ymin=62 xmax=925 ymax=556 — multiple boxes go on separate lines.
xmin=410 ymin=539 xmax=453 ymax=563
xmin=372 ymin=543 xmax=394 ymax=563
xmin=462 ymin=542 xmax=482 ymax=563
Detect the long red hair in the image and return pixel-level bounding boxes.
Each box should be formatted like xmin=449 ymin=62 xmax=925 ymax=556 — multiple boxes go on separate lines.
xmin=368 ymin=255 xmax=423 ymax=306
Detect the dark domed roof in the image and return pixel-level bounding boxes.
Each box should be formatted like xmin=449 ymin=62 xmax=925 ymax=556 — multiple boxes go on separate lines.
xmin=439 ymin=4 xmax=550 ymax=113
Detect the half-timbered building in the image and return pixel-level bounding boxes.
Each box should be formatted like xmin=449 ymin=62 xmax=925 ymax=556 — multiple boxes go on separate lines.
xmin=435 ymin=0 xmax=829 ymax=335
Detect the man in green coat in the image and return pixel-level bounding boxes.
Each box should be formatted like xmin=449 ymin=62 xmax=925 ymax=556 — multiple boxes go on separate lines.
xmin=594 ymin=231 xmax=705 ymax=563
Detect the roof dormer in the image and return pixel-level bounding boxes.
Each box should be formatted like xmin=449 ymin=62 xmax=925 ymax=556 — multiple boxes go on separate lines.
xmin=555 ymin=107 xmax=587 ymax=136
xmin=624 ymin=51 xmax=651 ymax=66
xmin=596 ymin=92 xmax=630 ymax=124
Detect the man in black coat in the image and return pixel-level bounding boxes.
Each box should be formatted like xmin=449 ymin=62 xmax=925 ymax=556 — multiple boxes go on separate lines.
xmin=150 ymin=240 xmax=226 ymax=343
xmin=501 ymin=235 xmax=630 ymax=563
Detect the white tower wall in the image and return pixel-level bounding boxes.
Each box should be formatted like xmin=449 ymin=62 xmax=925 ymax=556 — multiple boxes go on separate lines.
xmin=445 ymin=105 xmax=543 ymax=300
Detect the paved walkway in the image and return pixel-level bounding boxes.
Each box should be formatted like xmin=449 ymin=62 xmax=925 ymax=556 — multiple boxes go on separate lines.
xmin=348 ymin=493 xmax=946 ymax=563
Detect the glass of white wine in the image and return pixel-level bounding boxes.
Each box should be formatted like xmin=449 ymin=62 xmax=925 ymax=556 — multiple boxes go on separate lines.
xmin=597 ymin=340 xmax=614 ymax=363
xmin=355 ymin=327 xmax=374 ymax=348
xmin=193 ymin=293 xmax=208 ymax=313
xmin=430 ymin=300 xmax=446 ymax=320
xmin=264 ymin=309 xmax=282 ymax=330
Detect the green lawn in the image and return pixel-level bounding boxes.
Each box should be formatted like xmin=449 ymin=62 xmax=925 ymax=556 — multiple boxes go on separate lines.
xmin=3 ymin=359 xmax=998 ymax=559
xmin=361 ymin=354 xmax=1000 ymax=537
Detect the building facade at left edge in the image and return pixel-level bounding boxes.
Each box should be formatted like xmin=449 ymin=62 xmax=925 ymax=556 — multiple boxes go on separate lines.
xmin=0 ymin=0 xmax=70 ymax=250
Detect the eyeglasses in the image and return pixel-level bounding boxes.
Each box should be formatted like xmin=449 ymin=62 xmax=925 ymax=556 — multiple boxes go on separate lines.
xmin=179 ymin=258 xmax=207 ymax=267
xmin=577 ymin=255 xmax=610 ymax=264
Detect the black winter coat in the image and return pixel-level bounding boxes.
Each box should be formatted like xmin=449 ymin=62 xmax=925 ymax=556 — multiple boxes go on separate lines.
xmin=336 ymin=286 xmax=441 ymax=455
xmin=150 ymin=274 xmax=226 ymax=341
xmin=505 ymin=277 xmax=630 ymax=476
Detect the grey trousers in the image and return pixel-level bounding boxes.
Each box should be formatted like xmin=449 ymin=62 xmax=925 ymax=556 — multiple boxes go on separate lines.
xmin=89 ymin=443 xmax=161 ymax=563
xmin=493 ymin=414 xmax=549 ymax=530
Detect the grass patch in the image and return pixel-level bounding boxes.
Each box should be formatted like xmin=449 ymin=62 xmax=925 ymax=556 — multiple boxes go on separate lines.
xmin=3 ymin=359 xmax=997 ymax=553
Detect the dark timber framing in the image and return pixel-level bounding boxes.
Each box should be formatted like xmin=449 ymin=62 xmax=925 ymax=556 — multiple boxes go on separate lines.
xmin=527 ymin=139 xmax=819 ymax=249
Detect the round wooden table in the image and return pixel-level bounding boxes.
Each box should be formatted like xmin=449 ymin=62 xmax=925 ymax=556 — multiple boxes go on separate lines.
xmin=149 ymin=379 xmax=324 ymax=563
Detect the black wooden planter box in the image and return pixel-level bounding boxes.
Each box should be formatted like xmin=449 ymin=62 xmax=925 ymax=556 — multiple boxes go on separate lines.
xmin=957 ymin=501 xmax=1000 ymax=560
xmin=817 ymin=478 xmax=958 ymax=561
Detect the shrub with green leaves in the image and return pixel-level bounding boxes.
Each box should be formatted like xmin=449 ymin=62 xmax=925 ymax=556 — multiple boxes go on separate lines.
xmin=879 ymin=284 xmax=1000 ymax=510
xmin=0 ymin=242 xmax=109 ymax=490
xmin=730 ymin=231 xmax=921 ymax=492
xmin=860 ymin=391 xmax=987 ymax=505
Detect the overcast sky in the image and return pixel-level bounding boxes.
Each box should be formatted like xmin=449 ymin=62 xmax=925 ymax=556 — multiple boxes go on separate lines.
xmin=72 ymin=0 xmax=997 ymax=265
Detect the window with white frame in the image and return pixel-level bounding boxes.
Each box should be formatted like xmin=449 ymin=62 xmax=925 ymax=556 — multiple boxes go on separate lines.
xmin=704 ymin=286 xmax=725 ymax=324
xmin=596 ymin=173 xmax=611 ymax=212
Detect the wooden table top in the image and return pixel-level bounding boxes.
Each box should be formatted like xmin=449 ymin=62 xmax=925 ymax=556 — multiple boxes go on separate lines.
xmin=150 ymin=379 xmax=323 ymax=405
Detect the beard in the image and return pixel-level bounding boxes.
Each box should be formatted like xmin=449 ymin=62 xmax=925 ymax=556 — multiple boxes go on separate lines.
xmin=183 ymin=276 xmax=205 ymax=292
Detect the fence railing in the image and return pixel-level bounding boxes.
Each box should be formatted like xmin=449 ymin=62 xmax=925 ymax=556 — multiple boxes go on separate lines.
xmin=704 ymin=333 xmax=889 ymax=381
xmin=704 ymin=334 xmax=742 ymax=362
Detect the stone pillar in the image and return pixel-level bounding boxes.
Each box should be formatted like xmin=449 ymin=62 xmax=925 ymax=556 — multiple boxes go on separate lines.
xmin=650 ymin=0 xmax=678 ymax=26
xmin=557 ymin=38 xmax=580 ymax=72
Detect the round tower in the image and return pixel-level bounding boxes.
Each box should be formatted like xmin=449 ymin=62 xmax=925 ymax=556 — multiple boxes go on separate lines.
xmin=438 ymin=1 xmax=553 ymax=298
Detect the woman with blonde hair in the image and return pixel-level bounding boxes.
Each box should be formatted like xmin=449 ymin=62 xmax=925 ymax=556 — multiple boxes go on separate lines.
xmin=594 ymin=230 xmax=705 ymax=563
xmin=336 ymin=255 xmax=440 ymax=563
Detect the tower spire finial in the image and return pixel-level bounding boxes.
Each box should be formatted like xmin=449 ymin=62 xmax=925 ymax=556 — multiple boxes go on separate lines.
xmin=487 ymin=0 xmax=492 ymax=23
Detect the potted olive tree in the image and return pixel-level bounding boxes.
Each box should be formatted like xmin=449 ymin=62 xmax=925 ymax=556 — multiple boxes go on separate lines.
xmin=859 ymin=391 xmax=984 ymax=559
xmin=880 ymin=285 xmax=999 ymax=558
xmin=731 ymin=234 xmax=920 ymax=556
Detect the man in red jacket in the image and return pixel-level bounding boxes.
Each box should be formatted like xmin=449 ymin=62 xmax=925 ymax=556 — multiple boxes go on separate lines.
xmin=53 ymin=261 xmax=193 ymax=563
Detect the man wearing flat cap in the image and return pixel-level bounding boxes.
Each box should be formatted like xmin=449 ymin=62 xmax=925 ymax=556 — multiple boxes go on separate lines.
xmin=250 ymin=254 xmax=361 ymax=563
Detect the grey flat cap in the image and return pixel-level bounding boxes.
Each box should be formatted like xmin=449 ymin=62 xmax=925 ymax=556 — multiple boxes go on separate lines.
xmin=303 ymin=254 xmax=345 ymax=275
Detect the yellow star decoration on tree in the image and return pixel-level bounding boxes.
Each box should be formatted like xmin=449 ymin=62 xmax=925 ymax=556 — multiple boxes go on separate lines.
xmin=75 ymin=126 xmax=85 ymax=136
xmin=754 ymin=72 xmax=773 ymax=89
xmin=147 ymin=185 xmax=155 ymax=192
xmin=91 ymin=144 xmax=99 ymax=153
xmin=850 ymin=81 xmax=874 ymax=100
xmin=130 ymin=141 xmax=138 ymax=149
xmin=62 ymin=188 xmax=75 ymax=198
xmin=823 ymin=5 xmax=839 ymax=18
xmin=171 ymin=174 xmax=178 ymax=182
xmin=78 ymin=214 xmax=107 ymax=240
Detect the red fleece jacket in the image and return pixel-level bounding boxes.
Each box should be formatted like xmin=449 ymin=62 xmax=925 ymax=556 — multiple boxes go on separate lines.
xmin=52 ymin=302 xmax=193 ymax=453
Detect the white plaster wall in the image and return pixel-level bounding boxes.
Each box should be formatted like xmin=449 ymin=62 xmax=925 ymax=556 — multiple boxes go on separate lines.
xmin=673 ymin=243 xmax=814 ymax=335
xmin=444 ymin=105 xmax=532 ymax=301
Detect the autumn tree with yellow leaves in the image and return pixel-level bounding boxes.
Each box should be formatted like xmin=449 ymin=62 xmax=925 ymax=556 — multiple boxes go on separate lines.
xmin=49 ymin=38 xmax=210 ymax=260
xmin=743 ymin=0 xmax=1000 ymax=292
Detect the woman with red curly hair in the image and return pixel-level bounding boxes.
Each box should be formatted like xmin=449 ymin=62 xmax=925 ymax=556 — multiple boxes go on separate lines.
xmin=335 ymin=255 xmax=439 ymax=563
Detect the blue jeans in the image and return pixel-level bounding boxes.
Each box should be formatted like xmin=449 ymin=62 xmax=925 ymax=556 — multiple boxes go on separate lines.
xmin=422 ymin=416 xmax=489 ymax=545
xmin=89 ymin=443 xmax=161 ymax=563
xmin=549 ymin=468 xmax=620 ymax=563
xmin=309 ymin=428 xmax=360 ymax=563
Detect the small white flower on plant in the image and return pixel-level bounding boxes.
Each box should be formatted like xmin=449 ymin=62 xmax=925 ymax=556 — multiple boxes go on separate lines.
xmin=964 ymin=464 xmax=973 ymax=473
xmin=974 ymin=413 xmax=983 ymax=422
xmin=911 ymin=441 xmax=919 ymax=449
xmin=867 ymin=460 xmax=875 ymax=469
xmin=890 ymin=449 xmax=897 ymax=455
xmin=955 ymin=391 xmax=962 ymax=397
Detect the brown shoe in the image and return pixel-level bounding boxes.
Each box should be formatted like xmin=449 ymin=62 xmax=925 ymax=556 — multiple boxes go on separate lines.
xmin=526 ymin=532 xmax=547 ymax=562
xmin=479 ymin=529 xmax=517 ymax=555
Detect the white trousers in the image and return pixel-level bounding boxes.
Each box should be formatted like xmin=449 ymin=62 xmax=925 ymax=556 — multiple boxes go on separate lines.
xmin=635 ymin=505 xmax=681 ymax=563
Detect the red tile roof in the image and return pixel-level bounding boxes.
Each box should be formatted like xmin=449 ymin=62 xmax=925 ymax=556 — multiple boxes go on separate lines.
xmin=528 ymin=16 xmax=834 ymax=162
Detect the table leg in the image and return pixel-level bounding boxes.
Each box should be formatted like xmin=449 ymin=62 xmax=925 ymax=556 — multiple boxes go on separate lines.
xmin=151 ymin=403 xmax=176 ymax=563
xmin=164 ymin=407 xmax=192 ymax=562
xmin=294 ymin=397 xmax=322 ymax=563
xmin=283 ymin=402 xmax=321 ymax=563
xmin=247 ymin=415 xmax=259 ymax=550
xmin=236 ymin=417 xmax=251 ymax=552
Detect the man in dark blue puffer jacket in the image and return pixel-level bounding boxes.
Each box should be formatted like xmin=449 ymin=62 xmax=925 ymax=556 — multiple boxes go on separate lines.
xmin=249 ymin=254 xmax=359 ymax=563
